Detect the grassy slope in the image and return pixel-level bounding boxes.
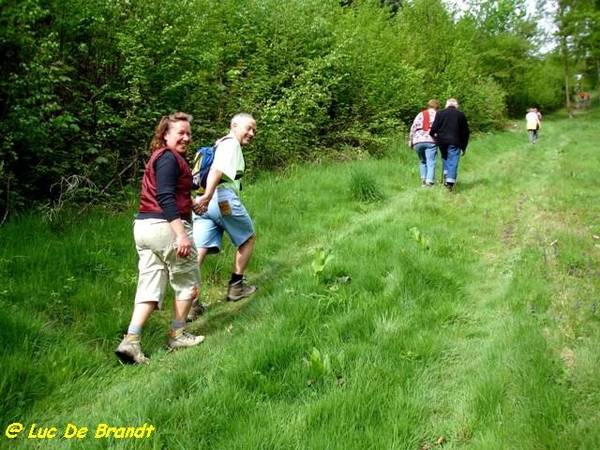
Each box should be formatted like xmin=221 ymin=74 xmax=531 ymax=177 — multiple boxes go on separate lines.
xmin=1 ymin=107 xmax=599 ymax=449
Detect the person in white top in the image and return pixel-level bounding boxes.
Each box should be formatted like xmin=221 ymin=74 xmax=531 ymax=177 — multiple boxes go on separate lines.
xmin=525 ymin=108 xmax=541 ymax=143
xmin=190 ymin=113 xmax=258 ymax=316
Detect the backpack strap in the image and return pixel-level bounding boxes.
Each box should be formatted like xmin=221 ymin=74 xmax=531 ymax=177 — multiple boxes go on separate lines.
xmin=213 ymin=134 xmax=234 ymax=149
xmin=212 ymin=135 xmax=243 ymax=182
xmin=422 ymin=109 xmax=431 ymax=132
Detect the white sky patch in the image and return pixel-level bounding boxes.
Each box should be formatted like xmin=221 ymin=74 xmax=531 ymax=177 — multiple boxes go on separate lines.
xmin=443 ymin=0 xmax=545 ymax=19
xmin=442 ymin=0 xmax=558 ymax=52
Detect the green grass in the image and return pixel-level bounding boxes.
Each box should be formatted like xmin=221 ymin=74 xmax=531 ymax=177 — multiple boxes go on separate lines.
xmin=1 ymin=107 xmax=600 ymax=449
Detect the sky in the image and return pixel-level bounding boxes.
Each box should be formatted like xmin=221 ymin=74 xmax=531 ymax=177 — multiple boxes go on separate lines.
xmin=443 ymin=0 xmax=554 ymax=20
xmin=442 ymin=0 xmax=558 ymax=52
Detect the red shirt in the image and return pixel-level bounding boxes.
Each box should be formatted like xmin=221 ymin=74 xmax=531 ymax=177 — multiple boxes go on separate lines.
xmin=138 ymin=147 xmax=193 ymax=222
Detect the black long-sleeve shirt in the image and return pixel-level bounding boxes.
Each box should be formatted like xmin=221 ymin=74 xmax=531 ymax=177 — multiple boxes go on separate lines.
xmin=429 ymin=106 xmax=470 ymax=152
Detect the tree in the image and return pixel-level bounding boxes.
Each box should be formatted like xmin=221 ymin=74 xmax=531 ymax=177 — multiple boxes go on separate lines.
xmin=575 ymin=0 xmax=600 ymax=96
xmin=462 ymin=0 xmax=543 ymax=116
xmin=0 ymin=0 xmax=568 ymax=219
xmin=554 ymin=0 xmax=600 ymax=114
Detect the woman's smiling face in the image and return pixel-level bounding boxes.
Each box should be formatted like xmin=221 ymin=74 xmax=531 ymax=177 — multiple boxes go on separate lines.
xmin=164 ymin=119 xmax=192 ymax=154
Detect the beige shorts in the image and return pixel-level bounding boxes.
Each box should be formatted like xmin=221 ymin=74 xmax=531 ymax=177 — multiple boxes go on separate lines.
xmin=133 ymin=219 xmax=199 ymax=308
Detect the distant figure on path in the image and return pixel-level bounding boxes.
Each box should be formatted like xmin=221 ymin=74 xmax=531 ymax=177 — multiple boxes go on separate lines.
xmin=189 ymin=113 xmax=258 ymax=320
xmin=525 ymin=108 xmax=541 ymax=143
xmin=429 ymin=98 xmax=470 ymax=191
xmin=409 ymin=99 xmax=439 ymax=187
xmin=115 ymin=112 xmax=205 ymax=365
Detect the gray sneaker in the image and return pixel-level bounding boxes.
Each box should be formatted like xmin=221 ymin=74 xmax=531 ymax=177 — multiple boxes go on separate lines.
xmin=168 ymin=328 xmax=205 ymax=350
xmin=227 ymin=279 xmax=257 ymax=302
xmin=115 ymin=335 xmax=150 ymax=365
xmin=186 ymin=301 xmax=206 ymax=322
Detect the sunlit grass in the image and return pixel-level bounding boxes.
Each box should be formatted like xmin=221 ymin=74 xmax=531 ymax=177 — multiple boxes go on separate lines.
xmin=1 ymin=107 xmax=600 ymax=448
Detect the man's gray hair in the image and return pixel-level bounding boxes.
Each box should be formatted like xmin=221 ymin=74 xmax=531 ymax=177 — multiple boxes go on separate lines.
xmin=446 ymin=98 xmax=459 ymax=108
xmin=231 ymin=113 xmax=255 ymax=127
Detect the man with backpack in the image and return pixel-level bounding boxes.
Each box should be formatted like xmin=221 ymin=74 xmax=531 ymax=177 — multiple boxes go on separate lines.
xmin=188 ymin=113 xmax=258 ymax=319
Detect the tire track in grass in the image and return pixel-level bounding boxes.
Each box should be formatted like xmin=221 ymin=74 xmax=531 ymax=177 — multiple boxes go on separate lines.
xmin=250 ymin=143 xmax=549 ymax=447
xmin=410 ymin=121 xmax=578 ymax=447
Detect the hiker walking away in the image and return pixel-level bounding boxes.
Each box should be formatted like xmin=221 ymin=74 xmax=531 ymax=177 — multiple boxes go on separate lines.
xmin=115 ymin=112 xmax=205 ymax=365
xmin=189 ymin=113 xmax=257 ymax=319
xmin=409 ymin=99 xmax=439 ymax=187
xmin=429 ymin=98 xmax=470 ymax=191
xmin=525 ymin=108 xmax=541 ymax=143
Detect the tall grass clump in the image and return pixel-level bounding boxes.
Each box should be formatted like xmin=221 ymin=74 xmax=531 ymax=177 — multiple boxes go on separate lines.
xmin=348 ymin=169 xmax=384 ymax=202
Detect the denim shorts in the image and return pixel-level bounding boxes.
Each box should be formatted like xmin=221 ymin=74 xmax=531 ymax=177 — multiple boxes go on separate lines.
xmin=193 ymin=187 xmax=254 ymax=253
xmin=133 ymin=219 xmax=199 ymax=308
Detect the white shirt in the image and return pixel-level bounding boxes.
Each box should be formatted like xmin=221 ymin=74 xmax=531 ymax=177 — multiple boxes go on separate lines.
xmin=212 ymin=133 xmax=245 ymax=194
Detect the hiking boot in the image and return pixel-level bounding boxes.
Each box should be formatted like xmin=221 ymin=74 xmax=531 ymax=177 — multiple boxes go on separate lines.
xmin=168 ymin=328 xmax=205 ymax=350
xmin=186 ymin=301 xmax=206 ymax=322
xmin=115 ymin=334 xmax=150 ymax=365
xmin=227 ymin=279 xmax=257 ymax=302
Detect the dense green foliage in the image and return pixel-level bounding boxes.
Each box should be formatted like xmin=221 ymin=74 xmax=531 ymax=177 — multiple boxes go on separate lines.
xmin=1 ymin=107 xmax=600 ymax=448
xmin=0 ymin=0 xmax=574 ymax=218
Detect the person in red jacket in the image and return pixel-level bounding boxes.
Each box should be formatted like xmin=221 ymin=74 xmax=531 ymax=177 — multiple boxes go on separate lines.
xmin=115 ymin=112 xmax=205 ymax=365
xmin=409 ymin=99 xmax=439 ymax=187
